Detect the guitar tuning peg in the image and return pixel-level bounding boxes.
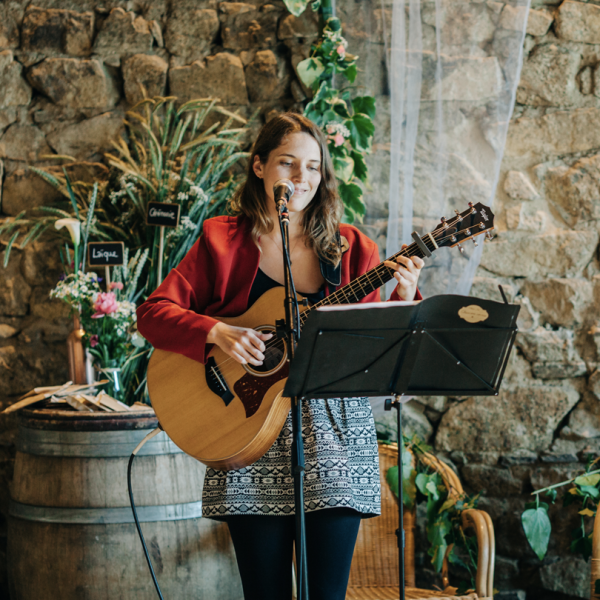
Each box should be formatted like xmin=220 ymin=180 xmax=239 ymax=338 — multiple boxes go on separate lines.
xmin=485 ymin=231 xmax=494 ymax=241
xmin=457 ymin=244 xmax=464 ymax=254
xmin=472 ymin=238 xmax=479 ymax=247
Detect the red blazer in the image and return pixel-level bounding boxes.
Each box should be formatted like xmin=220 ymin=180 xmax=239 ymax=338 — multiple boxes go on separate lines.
xmin=137 ymin=215 xmax=421 ymax=364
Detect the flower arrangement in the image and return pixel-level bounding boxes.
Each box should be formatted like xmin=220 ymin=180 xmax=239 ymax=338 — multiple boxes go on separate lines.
xmin=0 ymin=97 xmax=252 ymax=404
xmin=48 ymin=245 xmax=148 ymax=398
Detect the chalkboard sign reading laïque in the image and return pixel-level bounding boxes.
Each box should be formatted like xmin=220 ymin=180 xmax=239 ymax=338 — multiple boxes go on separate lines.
xmin=146 ymin=202 xmax=181 ymax=228
xmin=88 ymin=242 xmax=125 ymax=267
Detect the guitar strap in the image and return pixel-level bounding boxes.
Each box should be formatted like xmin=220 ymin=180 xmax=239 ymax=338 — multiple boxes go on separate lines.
xmin=319 ymin=230 xmax=348 ymax=292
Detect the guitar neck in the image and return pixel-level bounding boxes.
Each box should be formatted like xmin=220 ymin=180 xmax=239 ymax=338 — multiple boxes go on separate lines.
xmin=299 ymin=238 xmax=431 ymax=327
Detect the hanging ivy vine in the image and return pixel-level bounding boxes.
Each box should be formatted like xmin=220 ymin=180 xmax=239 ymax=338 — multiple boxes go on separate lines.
xmin=282 ymin=0 xmax=376 ymax=223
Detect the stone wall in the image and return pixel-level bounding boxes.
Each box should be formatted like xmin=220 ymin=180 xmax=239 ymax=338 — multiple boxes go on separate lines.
xmin=0 ymin=0 xmax=599 ymax=598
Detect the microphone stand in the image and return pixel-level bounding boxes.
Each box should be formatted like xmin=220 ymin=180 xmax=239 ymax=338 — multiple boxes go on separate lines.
xmin=276 ymin=200 xmax=309 ymax=600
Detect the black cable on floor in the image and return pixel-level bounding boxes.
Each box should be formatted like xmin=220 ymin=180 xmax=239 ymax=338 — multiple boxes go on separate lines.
xmin=127 ymin=428 xmax=165 ymax=600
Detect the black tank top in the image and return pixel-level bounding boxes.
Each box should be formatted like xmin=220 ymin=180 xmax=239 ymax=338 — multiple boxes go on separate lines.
xmin=247 ymin=269 xmax=326 ymax=310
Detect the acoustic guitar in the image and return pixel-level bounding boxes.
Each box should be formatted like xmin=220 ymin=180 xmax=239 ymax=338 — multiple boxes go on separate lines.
xmin=147 ymin=203 xmax=495 ymax=470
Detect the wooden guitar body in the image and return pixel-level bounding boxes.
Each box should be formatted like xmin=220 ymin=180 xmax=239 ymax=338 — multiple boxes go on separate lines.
xmin=148 ymin=287 xmax=299 ymax=471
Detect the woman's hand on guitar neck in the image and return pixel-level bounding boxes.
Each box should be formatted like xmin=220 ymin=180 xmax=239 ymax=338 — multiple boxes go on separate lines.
xmin=207 ymin=322 xmax=273 ymax=366
xmin=384 ymin=244 xmax=424 ymax=301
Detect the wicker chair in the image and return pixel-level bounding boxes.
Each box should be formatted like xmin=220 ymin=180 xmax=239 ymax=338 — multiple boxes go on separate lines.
xmin=592 ymin=507 xmax=600 ymax=598
xmin=346 ymin=443 xmax=495 ymax=600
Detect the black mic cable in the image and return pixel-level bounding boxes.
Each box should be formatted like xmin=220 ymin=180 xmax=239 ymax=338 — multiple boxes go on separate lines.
xmin=128 ymin=426 xmax=166 ymax=600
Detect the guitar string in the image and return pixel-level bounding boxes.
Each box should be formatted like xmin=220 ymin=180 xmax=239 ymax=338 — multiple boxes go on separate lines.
xmin=210 ymin=219 xmax=486 ymax=378
xmin=209 ymin=217 xmax=486 ymax=379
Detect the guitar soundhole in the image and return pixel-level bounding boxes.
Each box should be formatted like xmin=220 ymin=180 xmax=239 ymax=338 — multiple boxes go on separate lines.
xmin=245 ymin=326 xmax=287 ymax=377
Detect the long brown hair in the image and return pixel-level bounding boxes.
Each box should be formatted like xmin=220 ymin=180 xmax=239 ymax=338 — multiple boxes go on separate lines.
xmin=229 ymin=112 xmax=343 ymax=266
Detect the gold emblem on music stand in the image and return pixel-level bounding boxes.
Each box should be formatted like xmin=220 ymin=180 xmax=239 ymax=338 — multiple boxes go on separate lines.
xmin=458 ymin=305 xmax=489 ymax=323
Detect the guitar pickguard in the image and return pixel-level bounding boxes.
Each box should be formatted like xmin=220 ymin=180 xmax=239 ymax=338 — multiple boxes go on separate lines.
xmin=233 ymin=363 xmax=290 ymax=418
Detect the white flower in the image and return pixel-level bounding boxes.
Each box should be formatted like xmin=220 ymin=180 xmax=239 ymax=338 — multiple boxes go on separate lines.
xmin=55 ymin=218 xmax=81 ymax=246
xmin=177 ymin=192 xmax=189 ymax=201
xmin=190 ymin=185 xmax=205 ymax=198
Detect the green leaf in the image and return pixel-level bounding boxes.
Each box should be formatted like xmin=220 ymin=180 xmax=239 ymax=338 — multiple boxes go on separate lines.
xmin=3 ymin=231 xmax=19 ymax=267
xmin=574 ymin=473 xmax=600 ymax=487
xmin=439 ymin=495 xmax=457 ymax=513
xmin=344 ymin=63 xmax=357 ymax=83
xmin=297 ymin=57 xmax=325 ymax=88
xmin=348 ymin=113 xmax=374 ymax=153
xmin=282 ymin=0 xmax=310 ymax=16
xmin=385 ymin=456 xmax=417 ymax=510
xmin=338 ymin=182 xmax=365 ymax=219
xmin=425 ymin=480 xmax=440 ymax=501
xmin=521 ymin=506 xmax=551 ymax=560
xmin=579 ymin=485 xmax=600 ymax=498
xmin=571 ymin=533 xmax=593 ymax=560
xmin=352 ymin=96 xmax=376 ymax=119
xmin=327 ymin=17 xmax=342 ymax=31
xmin=333 ymin=155 xmax=354 ymax=184
xmin=331 ymin=99 xmax=351 ymax=119
xmin=545 ymin=488 xmax=558 ymax=504
xmin=350 ymin=150 xmax=368 ymax=182
xmin=415 ymin=472 xmax=430 ymax=496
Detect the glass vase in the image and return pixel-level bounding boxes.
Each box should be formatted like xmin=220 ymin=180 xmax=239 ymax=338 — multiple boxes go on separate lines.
xmin=97 ymin=358 xmax=123 ymax=400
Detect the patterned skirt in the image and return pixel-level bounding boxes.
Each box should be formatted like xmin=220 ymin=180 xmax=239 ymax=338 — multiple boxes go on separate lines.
xmin=202 ymin=397 xmax=381 ymax=518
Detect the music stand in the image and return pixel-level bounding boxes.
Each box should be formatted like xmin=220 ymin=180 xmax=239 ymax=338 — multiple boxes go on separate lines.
xmin=283 ymin=294 xmax=519 ymax=599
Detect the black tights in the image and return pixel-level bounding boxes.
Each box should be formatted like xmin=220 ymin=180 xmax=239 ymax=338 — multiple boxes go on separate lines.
xmin=225 ymin=508 xmax=362 ymax=600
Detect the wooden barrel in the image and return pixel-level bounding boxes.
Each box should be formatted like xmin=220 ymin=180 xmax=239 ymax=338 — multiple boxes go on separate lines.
xmin=8 ymin=409 xmax=242 ymax=600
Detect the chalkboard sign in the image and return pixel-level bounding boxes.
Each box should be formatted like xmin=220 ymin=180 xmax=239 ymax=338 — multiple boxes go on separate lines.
xmin=88 ymin=242 xmax=125 ymax=266
xmin=146 ymin=202 xmax=180 ymax=227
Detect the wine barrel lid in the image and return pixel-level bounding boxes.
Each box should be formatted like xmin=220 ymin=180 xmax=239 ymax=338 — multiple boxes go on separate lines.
xmin=18 ymin=407 xmax=158 ymax=432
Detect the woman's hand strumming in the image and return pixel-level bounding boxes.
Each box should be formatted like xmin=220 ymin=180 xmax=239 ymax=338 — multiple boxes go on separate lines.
xmin=207 ymin=322 xmax=273 ymax=366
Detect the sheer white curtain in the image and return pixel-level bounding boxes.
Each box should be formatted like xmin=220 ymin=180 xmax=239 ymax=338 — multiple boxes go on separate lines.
xmin=344 ymin=0 xmax=530 ymax=297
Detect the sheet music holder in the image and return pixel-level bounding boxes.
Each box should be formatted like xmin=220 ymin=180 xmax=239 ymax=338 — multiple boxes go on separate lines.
xmin=283 ymin=294 xmax=519 ymax=599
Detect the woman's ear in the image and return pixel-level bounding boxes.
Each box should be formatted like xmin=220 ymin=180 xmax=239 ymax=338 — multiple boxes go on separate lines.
xmin=252 ymin=155 xmax=263 ymax=179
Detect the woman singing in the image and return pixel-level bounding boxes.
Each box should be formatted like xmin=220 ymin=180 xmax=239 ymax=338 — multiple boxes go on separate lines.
xmin=137 ymin=112 xmax=423 ymax=600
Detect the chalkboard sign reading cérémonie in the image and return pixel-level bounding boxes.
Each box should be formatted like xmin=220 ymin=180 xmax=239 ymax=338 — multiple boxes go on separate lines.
xmin=146 ymin=202 xmax=180 ymax=228
xmin=88 ymin=242 xmax=125 ymax=267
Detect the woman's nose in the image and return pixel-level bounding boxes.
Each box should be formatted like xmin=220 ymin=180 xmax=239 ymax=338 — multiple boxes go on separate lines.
xmin=292 ymin=165 xmax=308 ymax=182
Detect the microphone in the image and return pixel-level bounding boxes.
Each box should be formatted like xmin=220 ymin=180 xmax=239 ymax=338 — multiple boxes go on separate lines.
xmin=273 ymin=179 xmax=295 ymax=210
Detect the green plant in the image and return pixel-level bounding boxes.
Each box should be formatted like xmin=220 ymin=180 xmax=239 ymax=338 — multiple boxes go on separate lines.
xmin=522 ymin=456 xmax=600 ymax=568
xmin=1 ymin=97 xmax=253 ymax=403
xmin=383 ymin=433 xmax=480 ymax=594
xmin=279 ymin=0 xmax=375 ymax=224
xmin=297 ymin=17 xmax=374 ymax=223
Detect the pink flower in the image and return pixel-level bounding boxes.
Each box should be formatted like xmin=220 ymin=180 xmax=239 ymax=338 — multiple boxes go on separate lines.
xmin=333 ymin=132 xmax=345 ymax=147
xmin=109 ymin=282 xmax=124 ymax=291
xmin=90 ymin=335 xmax=99 ymax=348
xmin=326 ymin=124 xmax=336 ymax=135
xmin=93 ymin=292 xmax=119 ymax=317
xmin=337 ymin=44 xmax=346 ymax=58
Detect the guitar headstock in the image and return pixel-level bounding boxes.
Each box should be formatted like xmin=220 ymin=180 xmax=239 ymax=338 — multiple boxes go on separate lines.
xmin=434 ymin=202 xmax=495 ymax=250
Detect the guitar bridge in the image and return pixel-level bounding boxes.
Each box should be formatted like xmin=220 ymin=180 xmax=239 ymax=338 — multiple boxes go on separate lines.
xmin=206 ymin=357 xmax=234 ymax=407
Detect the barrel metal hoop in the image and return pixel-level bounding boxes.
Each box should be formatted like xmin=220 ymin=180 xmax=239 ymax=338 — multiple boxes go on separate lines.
xmin=17 ymin=428 xmax=183 ymax=457
xmin=9 ymin=500 xmax=204 ymax=524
